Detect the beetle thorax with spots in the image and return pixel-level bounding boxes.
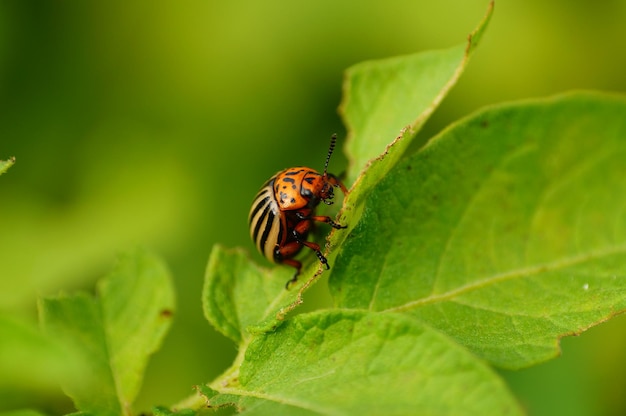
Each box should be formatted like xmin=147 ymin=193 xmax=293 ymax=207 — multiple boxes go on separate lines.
xmin=274 ymin=167 xmax=331 ymax=210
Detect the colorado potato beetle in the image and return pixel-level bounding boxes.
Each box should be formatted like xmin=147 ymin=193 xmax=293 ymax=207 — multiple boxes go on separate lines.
xmin=248 ymin=134 xmax=348 ymax=288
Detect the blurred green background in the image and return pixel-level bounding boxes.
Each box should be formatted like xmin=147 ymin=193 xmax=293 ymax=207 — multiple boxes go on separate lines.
xmin=1 ymin=1 xmax=625 ymax=414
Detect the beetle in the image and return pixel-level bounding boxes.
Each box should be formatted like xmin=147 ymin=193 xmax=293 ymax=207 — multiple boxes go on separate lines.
xmin=248 ymin=134 xmax=348 ymax=288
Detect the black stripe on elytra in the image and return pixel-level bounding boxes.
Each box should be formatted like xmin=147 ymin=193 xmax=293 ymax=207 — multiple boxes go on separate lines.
xmin=249 ymin=193 xmax=270 ymax=226
xmin=259 ymin=208 xmax=276 ymax=251
xmin=252 ymin=201 xmax=270 ymax=242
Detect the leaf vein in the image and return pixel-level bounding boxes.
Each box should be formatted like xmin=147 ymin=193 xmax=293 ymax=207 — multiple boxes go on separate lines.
xmin=385 ymin=244 xmax=626 ymax=313
xmin=524 ymin=146 xmax=617 ymax=261
xmin=216 ymin=388 xmax=344 ymax=416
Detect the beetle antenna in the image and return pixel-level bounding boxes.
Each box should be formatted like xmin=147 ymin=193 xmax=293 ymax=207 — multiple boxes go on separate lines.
xmin=323 ymin=134 xmax=337 ymax=178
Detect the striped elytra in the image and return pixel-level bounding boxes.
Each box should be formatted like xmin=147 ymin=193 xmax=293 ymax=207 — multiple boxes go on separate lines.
xmin=248 ymin=134 xmax=348 ymax=288
xmin=249 ymin=177 xmax=284 ymax=262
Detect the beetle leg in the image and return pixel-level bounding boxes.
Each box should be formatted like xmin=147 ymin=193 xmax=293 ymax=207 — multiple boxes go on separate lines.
xmin=280 ymin=216 xmax=339 ymax=289
xmin=279 ymin=257 xmax=302 ymax=289
xmin=291 ymin=229 xmax=330 ymax=270
xmin=275 ymin=243 xmax=305 ymax=289
xmin=295 ymin=211 xmax=346 ymax=230
xmin=277 ymin=241 xmax=304 ymax=259
xmin=282 ymin=247 xmax=337 ymax=290
xmin=304 ymin=242 xmax=330 ymax=270
xmin=310 ymin=215 xmax=347 ymax=229
xmin=285 ymin=273 xmax=298 ymax=289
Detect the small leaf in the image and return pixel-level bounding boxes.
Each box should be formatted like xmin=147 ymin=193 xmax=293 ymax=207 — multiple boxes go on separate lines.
xmin=340 ymin=2 xmax=493 ymax=187
xmin=40 ymin=294 xmax=121 ymax=415
xmin=0 ymin=411 xmax=47 ymax=416
xmin=330 ymin=92 xmax=626 ymax=369
xmin=0 ymin=156 xmax=15 ymax=176
xmin=204 ymin=245 xmax=281 ymax=342
xmin=203 ymin=245 xmax=310 ymax=342
xmin=0 ymin=314 xmax=79 ymax=407
xmin=208 ymin=311 xmax=522 ymax=415
xmin=98 ymin=250 xmax=175 ymax=402
xmin=39 ymin=249 xmax=175 ymax=415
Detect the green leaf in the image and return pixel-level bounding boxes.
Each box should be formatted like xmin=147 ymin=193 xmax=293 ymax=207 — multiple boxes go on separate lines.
xmin=325 ymin=2 xmax=493 ymax=289
xmin=330 ymin=91 xmax=626 ymax=369
xmin=40 ymin=294 xmax=120 ymax=415
xmin=0 ymin=411 xmax=47 ymax=416
xmin=0 ymin=156 xmax=15 ymax=176
xmin=203 ymin=245 xmax=335 ymax=340
xmin=0 ymin=314 xmax=71 ymax=385
xmin=0 ymin=314 xmax=80 ymax=409
xmin=39 ymin=250 xmax=175 ymax=415
xmin=203 ymin=245 xmax=286 ymax=343
xmin=340 ymin=2 xmax=493 ymax=187
xmin=207 ymin=311 xmax=522 ymax=415
xmin=153 ymin=405 xmax=206 ymax=416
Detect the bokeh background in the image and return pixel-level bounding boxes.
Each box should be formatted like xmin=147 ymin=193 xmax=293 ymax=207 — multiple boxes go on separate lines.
xmin=1 ymin=1 xmax=625 ymax=414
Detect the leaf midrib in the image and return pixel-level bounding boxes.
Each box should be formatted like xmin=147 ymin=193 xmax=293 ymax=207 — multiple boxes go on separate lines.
xmin=384 ymin=243 xmax=626 ymax=313
xmin=217 ymin=386 xmax=344 ymax=416
xmin=99 ymin=286 xmax=130 ymax=416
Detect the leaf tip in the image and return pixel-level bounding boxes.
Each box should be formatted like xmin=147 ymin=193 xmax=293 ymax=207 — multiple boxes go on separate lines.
xmin=466 ymin=0 xmax=494 ymax=54
xmin=0 ymin=156 xmax=16 ymax=176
